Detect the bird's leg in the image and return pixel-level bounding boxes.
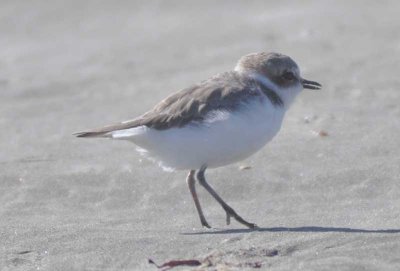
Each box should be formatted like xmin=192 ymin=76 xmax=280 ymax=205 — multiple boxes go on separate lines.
xmin=186 ymin=170 xmax=211 ymax=228
xmin=196 ymin=166 xmax=258 ymax=229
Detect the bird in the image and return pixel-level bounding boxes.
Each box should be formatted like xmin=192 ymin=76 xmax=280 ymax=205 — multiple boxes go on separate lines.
xmin=75 ymin=52 xmax=321 ymax=229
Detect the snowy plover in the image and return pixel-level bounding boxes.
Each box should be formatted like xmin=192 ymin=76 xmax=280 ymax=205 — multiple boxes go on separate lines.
xmin=75 ymin=52 xmax=321 ymax=229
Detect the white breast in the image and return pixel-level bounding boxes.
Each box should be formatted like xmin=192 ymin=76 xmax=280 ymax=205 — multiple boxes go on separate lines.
xmin=112 ymin=98 xmax=285 ymax=171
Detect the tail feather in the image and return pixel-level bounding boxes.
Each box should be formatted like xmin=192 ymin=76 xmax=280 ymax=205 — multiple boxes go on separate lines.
xmin=73 ymin=131 xmax=111 ymax=138
xmin=74 ymin=118 xmax=142 ymax=139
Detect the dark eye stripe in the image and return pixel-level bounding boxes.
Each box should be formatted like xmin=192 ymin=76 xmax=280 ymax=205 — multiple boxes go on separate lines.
xmin=282 ymin=71 xmax=295 ymax=80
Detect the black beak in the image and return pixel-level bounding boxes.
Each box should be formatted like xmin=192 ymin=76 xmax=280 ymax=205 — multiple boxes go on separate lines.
xmin=302 ymin=79 xmax=322 ymax=90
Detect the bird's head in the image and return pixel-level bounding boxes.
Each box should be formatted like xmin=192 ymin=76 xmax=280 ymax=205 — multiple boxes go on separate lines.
xmin=235 ymin=52 xmax=321 ymax=107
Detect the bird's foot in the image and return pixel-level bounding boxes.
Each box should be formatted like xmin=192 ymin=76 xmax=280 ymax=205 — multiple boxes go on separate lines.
xmin=226 ymin=212 xmax=231 ymax=225
xmin=225 ymin=208 xmax=258 ymax=229
xmin=201 ymin=219 xmax=212 ymax=229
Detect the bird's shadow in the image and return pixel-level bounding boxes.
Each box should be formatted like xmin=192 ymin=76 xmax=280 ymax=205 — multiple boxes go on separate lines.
xmin=181 ymin=226 xmax=400 ymax=235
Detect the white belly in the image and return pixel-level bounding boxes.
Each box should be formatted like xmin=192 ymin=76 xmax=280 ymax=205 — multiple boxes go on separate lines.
xmin=112 ymin=99 xmax=285 ymax=171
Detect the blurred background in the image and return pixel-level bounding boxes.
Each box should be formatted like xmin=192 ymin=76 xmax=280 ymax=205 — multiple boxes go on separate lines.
xmin=1 ymin=1 xmax=400 ymax=270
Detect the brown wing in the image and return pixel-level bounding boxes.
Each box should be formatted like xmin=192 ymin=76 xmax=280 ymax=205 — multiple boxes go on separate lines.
xmin=74 ymin=72 xmax=259 ymax=137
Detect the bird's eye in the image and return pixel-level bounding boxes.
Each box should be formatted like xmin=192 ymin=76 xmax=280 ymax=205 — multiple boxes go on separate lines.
xmin=282 ymin=71 xmax=295 ymax=81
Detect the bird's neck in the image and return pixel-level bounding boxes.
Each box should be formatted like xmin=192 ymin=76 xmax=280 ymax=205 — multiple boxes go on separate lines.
xmin=245 ymin=72 xmax=302 ymax=110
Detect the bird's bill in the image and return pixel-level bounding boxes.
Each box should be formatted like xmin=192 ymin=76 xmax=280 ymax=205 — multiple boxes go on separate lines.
xmin=302 ymin=79 xmax=322 ymax=90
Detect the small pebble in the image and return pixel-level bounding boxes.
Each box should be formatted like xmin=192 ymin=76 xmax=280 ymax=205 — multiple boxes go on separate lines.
xmin=239 ymin=165 xmax=252 ymax=170
xmin=312 ymin=130 xmax=329 ymax=137
xmin=303 ymin=115 xmax=318 ymax=123
xmin=318 ymin=130 xmax=329 ymax=137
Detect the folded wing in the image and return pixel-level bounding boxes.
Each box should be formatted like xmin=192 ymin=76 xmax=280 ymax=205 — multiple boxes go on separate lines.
xmin=74 ymin=72 xmax=260 ymax=138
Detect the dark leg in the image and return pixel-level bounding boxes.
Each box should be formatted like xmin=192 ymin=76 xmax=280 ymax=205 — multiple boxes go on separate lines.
xmin=196 ymin=165 xmax=257 ymax=229
xmin=186 ymin=170 xmax=211 ymax=228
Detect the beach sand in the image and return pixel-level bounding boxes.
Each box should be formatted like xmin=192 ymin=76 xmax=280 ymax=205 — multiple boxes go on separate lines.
xmin=1 ymin=1 xmax=400 ymax=270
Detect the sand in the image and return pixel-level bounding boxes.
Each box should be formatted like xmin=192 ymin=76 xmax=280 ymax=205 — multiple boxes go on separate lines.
xmin=1 ymin=1 xmax=400 ymax=270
